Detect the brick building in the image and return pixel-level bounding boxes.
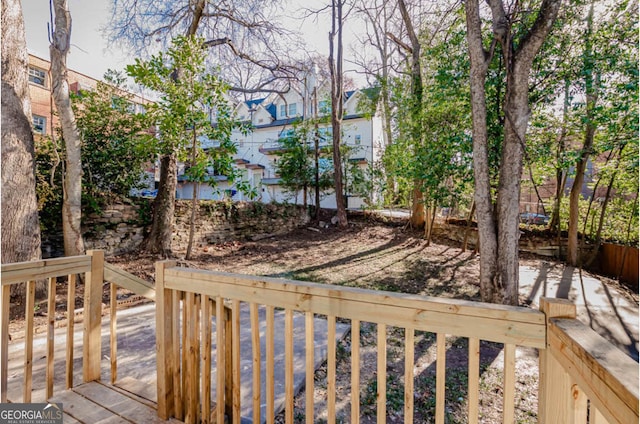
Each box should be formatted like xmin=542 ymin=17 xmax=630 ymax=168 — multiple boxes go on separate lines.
xmin=27 ymin=53 xmax=149 ymax=136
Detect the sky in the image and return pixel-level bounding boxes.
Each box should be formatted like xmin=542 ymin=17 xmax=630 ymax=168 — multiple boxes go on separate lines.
xmin=21 ymin=0 xmax=365 ymax=85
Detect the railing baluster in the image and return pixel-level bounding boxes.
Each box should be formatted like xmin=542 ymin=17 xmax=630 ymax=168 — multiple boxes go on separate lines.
xmin=225 ymin=305 xmax=233 ymax=419
xmin=215 ymin=297 xmax=225 ymax=424
xmin=404 ymin=327 xmax=414 ymax=424
xmin=202 ymin=295 xmax=212 ymax=424
xmin=435 ymin=333 xmax=446 ymax=424
xmin=250 ymin=302 xmax=261 ymax=423
xmin=186 ymin=292 xmax=199 ymax=424
xmin=285 ymin=308 xmax=294 ymax=424
xmin=110 ymin=282 xmax=117 ymax=384
xmin=572 ymin=384 xmax=587 ymax=423
xmin=232 ymin=299 xmax=241 ymax=422
xmin=503 ymin=343 xmax=516 ymax=423
xmin=65 ymin=275 xmax=75 ymax=390
xmin=195 ymin=295 xmax=202 ymax=423
xmin=468 ymin=337 xmax=480 ymax=424
xmin=377 ymin=323 xmax=387 ymax=424
xmin=24 ymin=280 xmax=35 ymax=401
xmin=182 ymin=291 xmax=188 ymax=416
xmin=327 ymin=315 xmax=336 ymax=424
xmin=305 ymin=311 xmax=315 ymax=424
xmin=351 ymin=319 xmax=360 ymax=424
xmin=173 ymin=290 xmax=183 ymax=420
xmin=46 ymin=276 xmax=56 ymax=400
xmin=266 ymin=305 xmax=275 ymax=424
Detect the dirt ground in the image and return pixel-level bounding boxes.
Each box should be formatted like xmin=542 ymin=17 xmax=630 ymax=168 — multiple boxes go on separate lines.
xmin=107 ymin=221 xmax=553 ymax=423
xmin=10 ymin=219 xmax=636 ymax=423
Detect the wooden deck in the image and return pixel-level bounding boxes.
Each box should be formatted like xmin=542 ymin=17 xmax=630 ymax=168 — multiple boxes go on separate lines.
xmin=49 ymin=379 xmax=180 ymax=424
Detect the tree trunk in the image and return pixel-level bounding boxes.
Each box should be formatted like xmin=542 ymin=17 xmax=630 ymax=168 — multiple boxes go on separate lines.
xmin=50 ymin=0 xmax=85 ymax=256
xmin=185 ymin=128 xmax=199 ymax=261
xmin=145 ymin=154 xmax=177 ymax=257
xmin=496 ymin=65 xmax=531 ymax=305
xmin=568 ymin=0 xmax=597 ymax=266
xmin=398 ymin=0 xmax=425 ymax=229
xmin=467 ymin=0 xmax=562 ymax=304
xmin=462 ymin=200 xmax=476 ymax=252
xmin=465 ymin=0 xmax=499 ymax=302
xmin=550 ymin=79 xmax=570 ymax=232
xmin=1 ymin=0 xmax=43 ymax=295
xmin=329 ymin=0 xmax=347 ymax=228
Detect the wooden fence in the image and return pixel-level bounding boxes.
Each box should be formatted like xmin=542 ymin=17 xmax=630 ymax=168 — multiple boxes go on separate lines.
xmin=597 ymin=243 xmax=639 ymax=289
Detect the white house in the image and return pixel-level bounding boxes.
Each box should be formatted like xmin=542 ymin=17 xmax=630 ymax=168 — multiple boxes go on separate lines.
xmin=175 ymin=80 xmax=385 ymax=209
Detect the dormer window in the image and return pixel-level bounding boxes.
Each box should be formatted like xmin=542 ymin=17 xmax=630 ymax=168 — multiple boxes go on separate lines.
xmin=288 ymin=103 xmax=297 ymax=116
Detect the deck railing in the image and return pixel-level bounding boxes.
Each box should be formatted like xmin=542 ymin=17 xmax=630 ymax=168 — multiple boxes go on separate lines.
xmin=0 ymin=250 xmax=158 ymax=402
xmin=156 ymin=263 xmax=639 ymax=424
xmin=2 ymin=253 xmax=638 ymax=424
xmin=0 ymin=252 xmax=102 ymax=402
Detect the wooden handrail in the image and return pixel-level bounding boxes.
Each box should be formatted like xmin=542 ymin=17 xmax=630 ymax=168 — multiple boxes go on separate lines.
xmin=104 ymin=262 xmax=155 ymax=301
xmin=1 ymin=255 xmax=91 ymax=285
xmin=162 ymin=266 xmax=546 ymax=348
xmin=539 ymin=297 xmax=639 ymax=424
xmin=548 ymin=318 xmax=639 ymax=424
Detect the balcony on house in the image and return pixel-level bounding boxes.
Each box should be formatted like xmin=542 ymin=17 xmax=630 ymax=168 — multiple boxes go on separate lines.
xmin=1 ymin=252 xmax=638 ymax=424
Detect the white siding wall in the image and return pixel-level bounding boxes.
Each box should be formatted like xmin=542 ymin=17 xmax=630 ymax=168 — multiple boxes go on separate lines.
xmin=178 ymin=88 xmax=383 ymax=209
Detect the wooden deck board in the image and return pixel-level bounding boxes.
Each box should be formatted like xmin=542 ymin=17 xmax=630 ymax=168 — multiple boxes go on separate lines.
xmin=49 ymin=381 xmax=179 ymax=424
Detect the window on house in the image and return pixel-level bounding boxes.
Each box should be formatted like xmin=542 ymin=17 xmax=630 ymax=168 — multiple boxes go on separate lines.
xmin=288 ymin=103 xmax=297 ymax=116
xmin=355 ymin=134 xmax=362 ymax=145
xmin=32 ymin=115 xmax=46 ymax=135
xmin=318 ymin=127 xmax=332 ymax=144
xmin=279 ymin=129 xmax=294 ymax=140
xmin=319 ymin=100 xmax=330 ymax=114
xmin=28 ymin=67 xmax=46 ymax=86
xmin=280 ymin=104 xmax=286 ymax=117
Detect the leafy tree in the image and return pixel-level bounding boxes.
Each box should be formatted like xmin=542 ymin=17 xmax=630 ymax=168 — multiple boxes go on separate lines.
xmin=127 ymin=35 xmax=246 ymax=258
xmin=275 ymin=122 xmax=334 ymax=208
xmin=71 ymin=71 xmax=155 ymax=213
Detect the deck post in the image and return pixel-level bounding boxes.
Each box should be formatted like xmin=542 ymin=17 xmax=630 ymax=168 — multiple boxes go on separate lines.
xmin=539 ymin=297 xmax=577 ymax=424
xmin=156 ymin=260 xmax=177 ymax=420
xmin=84 ymin=250 xmax=104 ymax=382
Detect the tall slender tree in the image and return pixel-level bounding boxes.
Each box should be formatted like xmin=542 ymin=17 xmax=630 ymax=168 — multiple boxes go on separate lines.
xmin=1 ymin=0 xmax=42 ymax=285
xmin=50 ymin=0 xmax=85 ymax=256
xmin=567 ymin=0 xmax=598 ymax=265
xmin=466 ymin=0 xmax=562 ymax=304
xmin=328 ymin=0 xmax=348 ymax=228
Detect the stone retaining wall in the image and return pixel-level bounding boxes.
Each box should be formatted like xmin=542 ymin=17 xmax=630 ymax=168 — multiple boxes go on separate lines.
xmin=172 ymin=201 xmax=310 ymax=252
xmin=42 ymin=200 xmax=309 ymax=258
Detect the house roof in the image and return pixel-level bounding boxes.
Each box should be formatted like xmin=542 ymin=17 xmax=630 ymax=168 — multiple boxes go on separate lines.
xmin=245 ymin=98 xmax=266 ymax=110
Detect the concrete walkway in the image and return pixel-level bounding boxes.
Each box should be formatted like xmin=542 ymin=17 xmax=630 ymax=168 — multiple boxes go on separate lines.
xmin=520 ymin=262 xmax=639 ymax=361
